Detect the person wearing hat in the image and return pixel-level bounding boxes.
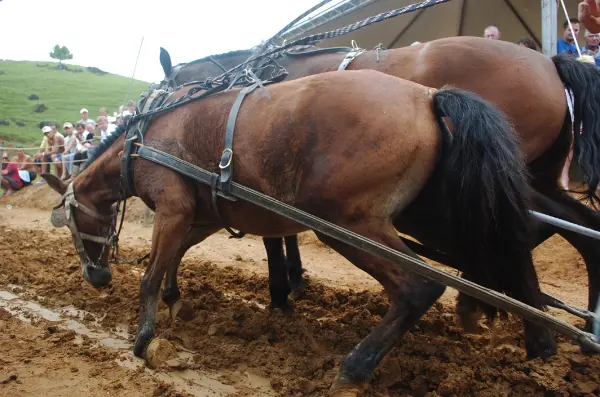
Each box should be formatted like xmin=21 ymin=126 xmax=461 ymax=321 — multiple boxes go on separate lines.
xmin=61 ymin=122 xmax=81 ymax=180
xmin=33 ymin=125 xmax=52 ymax=175
xmin=78 ymin=108 xmax=94 ymax=126
xmin=40 ymin=124 xmax=65 ymax=178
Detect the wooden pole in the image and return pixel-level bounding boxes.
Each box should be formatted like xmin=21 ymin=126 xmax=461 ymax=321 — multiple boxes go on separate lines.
xmin=541 ymin=0 xmax=557 ymax=56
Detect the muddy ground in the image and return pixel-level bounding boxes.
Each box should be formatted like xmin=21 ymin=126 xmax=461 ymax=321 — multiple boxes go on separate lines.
xmin=0 ymin=184 xmax=599 ymax=397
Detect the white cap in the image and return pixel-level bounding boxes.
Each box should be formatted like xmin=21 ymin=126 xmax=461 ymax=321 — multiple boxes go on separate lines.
xmin=42 ymin=126 xmax=52 ymax=133
xmin=80 ymin=108 xmax=88 ymax=114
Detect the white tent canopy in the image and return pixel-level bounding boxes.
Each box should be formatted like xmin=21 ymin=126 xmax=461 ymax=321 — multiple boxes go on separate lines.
xmin=278 ymin=0 xmax=583 ymax=54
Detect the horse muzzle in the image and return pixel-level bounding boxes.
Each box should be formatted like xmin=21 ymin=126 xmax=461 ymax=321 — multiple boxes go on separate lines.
xmin=82 ymin=261 xmax=113 ymax=288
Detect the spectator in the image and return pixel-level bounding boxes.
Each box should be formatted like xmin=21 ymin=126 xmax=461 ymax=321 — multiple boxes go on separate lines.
xmin=70 ymin=123 xmax=96 ymax=179
xmin=33 ymin=125 xmax=52 ymax=176
xmin=127 ymin=100 xmax=136 ymax=115
xmin=517 ymin=37 xmax=538 ymax=51
xmin=78 ymin=108 xmax=95 ymax=127
xmin=581 ymin=29 xmax=600 ymax=66
xmin=97 ymin=116 xmax=113 ymax=142
xmin=483 ymin=25 xmax=501 ymax=40
xmin=45 ymin=124 xmax=65 ymax=177
xmin=61 ymin=122 xmax=80 ymax=180
xmin=77 ymin=122 xmax=93 ymax=148
xmin=557 ymin=18 xmax=581 ymax=55
xmin=11 ymin=147 xmax=35 ymax=172
xmin=100 ymin=107 xmax=118 ymax=126
xmin=1 ymin=152 xmax=23 ymax=196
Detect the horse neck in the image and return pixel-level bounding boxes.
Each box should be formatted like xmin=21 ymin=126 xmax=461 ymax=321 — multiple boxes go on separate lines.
xmin=175 ymin=52 xmax=254 ymax=85
xmin=76 ymin=143 xmax=123 ymax=205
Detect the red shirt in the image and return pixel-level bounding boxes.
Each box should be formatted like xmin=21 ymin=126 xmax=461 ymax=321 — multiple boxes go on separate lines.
xmin=3 ymin=162 xmax=23 ymax=188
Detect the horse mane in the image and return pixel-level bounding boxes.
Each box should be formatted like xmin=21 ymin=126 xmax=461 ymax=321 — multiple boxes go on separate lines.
xmin=183 ymin=48 xmax=255 ymax=67
xmin=82 ymin=126 xmax=126 ymax=170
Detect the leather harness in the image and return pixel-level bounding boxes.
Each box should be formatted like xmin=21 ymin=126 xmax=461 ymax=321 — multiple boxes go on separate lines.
xmin=121 ymin=42 xmax=383 ymax=239
xmin=121 ymin=76 xmax=275 ymax=239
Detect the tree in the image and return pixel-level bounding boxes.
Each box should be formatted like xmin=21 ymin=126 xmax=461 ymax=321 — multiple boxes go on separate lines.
xmin=49 ymin=45 xmax=73 ymax=65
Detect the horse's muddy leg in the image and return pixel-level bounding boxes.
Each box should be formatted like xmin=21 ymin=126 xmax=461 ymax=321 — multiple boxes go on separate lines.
xmin=284 ymin=234 xmax=306 ymax=299
xmin=162 ymin=226 xmax=219 ymax=322
xmin=133 ymin=210 xmax=193 ymax=360
xmin=315 ymin=225 xmax=445 ymax=396
xmin=263 ymin=237 xmax=293 ymax=312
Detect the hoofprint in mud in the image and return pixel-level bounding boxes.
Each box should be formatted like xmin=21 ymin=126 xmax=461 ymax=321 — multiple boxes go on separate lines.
xmin=1 ymin=198 xmax=600 ymax=396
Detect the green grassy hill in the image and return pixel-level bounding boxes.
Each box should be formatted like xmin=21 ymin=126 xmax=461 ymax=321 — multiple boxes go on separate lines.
xmin=0 ymin=60 xmax=149 ymax=152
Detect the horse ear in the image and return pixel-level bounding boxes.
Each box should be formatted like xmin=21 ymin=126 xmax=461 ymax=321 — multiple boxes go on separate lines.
xmin=41 ymin=173 xmax=68 ymax=195
xmin=159 ymin=47 xmax=172 ymax=78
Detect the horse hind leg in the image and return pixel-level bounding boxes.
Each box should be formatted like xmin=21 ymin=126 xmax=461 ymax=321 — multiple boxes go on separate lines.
xmin=314 ymin=223 xmax=445 ymax=396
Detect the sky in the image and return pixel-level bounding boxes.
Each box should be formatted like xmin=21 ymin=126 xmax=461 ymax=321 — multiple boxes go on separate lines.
xmin=0 ymin=0 xmax=329 ymax=83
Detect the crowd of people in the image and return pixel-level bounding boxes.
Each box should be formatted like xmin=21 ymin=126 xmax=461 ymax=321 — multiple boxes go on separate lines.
xmin=1 ymin=102 xmax=136 ymax=196
xmin=3 ymin=1 xmax=600 ymax=196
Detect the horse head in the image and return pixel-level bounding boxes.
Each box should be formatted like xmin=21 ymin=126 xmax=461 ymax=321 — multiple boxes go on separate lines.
xmin=42 ymin=173 xmax=115 ymax=288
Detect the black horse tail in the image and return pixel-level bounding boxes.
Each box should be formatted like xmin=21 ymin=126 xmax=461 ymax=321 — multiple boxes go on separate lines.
xmin=159 ymin=47 xmax=173 ymax=78
xmin=432 ymin=88 xmax=543 ymax=321
xmin=552 ymin=54 xmax=600 ymax=206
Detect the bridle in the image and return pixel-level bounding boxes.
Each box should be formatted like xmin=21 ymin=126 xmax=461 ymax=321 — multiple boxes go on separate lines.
xmin=51 ymin=182 xmax=123 ymax=269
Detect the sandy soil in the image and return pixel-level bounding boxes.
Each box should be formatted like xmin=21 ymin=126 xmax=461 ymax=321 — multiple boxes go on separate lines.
xmin=0 ymin=183 xmax=599 ymax=397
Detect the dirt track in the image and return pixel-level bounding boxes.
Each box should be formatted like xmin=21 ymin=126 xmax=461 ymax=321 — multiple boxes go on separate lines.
xmin=1 ymin=184 xmax=599 ymax=397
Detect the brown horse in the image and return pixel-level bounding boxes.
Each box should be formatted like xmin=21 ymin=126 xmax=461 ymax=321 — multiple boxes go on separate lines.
xmin=160 ymin=36 xmax=600 ymax=323
xmin=42 ymin=70 xmax=555 ymax=396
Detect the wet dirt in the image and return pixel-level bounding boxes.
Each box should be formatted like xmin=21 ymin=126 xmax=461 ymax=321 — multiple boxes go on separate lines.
xmin=0 ymin=185 xmax=599 ymax=396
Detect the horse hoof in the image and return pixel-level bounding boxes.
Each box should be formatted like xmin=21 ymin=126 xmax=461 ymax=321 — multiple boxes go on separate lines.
xmin=328 ymin=376 xmax=364 ymax=397
xmin=269 ymin=299 xmax=295 ymax=315
xmin=169 ymin=300 xmax=195 ymax=323
xmin=289 ymin=283 xmax=306 ymax=300
xmin=329 ymin=384 xmax=362 ymax=397
xmin=145 ymin=338 xmax=177 ymax=369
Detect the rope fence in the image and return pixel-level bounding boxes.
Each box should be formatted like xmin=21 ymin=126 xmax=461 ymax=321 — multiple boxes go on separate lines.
xmin=2 ymin=140 xmax=97 ymax=151
xmin=13 ymin=159 xmax=89 ymax=165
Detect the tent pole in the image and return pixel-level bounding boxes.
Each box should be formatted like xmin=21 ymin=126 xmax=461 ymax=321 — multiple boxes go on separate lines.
xmin=541 ymin=0 xmax=557 ymax=56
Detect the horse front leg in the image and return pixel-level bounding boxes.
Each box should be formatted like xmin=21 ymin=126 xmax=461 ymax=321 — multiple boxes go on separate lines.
xmin=133 ymin=210 xmax=193 ymax=359
xmin=284 ymin=234 xmax=306 ymax=299
xmin=162 ymin=225 xmax=220 ymax=322
xmin=263 ymin=237 xmax=293 ymax=312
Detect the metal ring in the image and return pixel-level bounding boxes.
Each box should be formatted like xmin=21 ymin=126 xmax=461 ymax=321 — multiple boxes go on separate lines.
xmin=219 ymin=148 xmax=233 ymax=169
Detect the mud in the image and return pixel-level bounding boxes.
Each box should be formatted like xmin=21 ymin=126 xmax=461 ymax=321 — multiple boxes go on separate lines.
xmin=0 ymin=185 xmax=599 ymax=396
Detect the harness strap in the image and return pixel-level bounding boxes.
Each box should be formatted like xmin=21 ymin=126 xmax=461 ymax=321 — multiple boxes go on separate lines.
xmin=337 ymin=42 xmax=366 ymax=71
xmin=219 ymin=82 xmax=262 ymax=195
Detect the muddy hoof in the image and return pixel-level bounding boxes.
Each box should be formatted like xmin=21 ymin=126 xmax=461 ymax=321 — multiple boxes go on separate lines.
xmin=269 ymin=299 xmax=295 ymax=315
xmin=289 ymin=283 xmax=306 ymax=300
xmin=329 ymin=376 xmax=364 ymax=397
xmin=169 ymin=300 xmax=195 ymax=323
xmin=145 ymin=338 xmax=177 ymax=369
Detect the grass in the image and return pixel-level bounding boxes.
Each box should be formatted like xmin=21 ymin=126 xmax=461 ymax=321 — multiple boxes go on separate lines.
xmin=0 ymin=60 xmax=149 ymax=153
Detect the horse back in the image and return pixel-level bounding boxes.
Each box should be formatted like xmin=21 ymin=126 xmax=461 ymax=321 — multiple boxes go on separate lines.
xmin=142 ymin=70 xmax=441 ymax=230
